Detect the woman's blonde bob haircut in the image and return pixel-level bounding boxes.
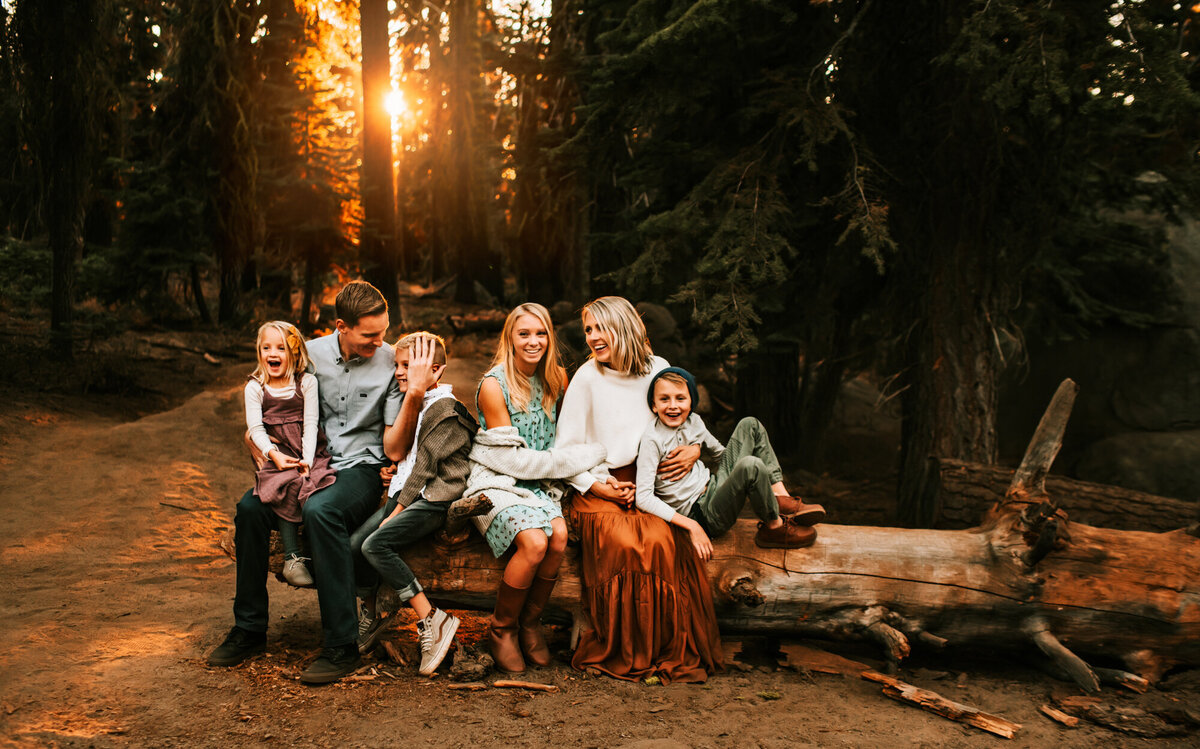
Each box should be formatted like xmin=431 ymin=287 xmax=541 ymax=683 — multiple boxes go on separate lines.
xmin=250 ymin=321 xmax=311 ymax=385
xmin=491 ymin=303 xmax=566 ymax=416
xmin=582 ymin=296 xmax=655 ymax=377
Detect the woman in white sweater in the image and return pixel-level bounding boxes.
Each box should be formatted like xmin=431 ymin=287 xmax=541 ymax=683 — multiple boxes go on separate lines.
xmin=556 ymin=296 xmax=723 ymax=683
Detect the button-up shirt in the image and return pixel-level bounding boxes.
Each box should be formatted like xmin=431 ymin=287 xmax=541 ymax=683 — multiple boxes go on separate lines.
xmin=306 ymin=332 xmax=402 ymax=470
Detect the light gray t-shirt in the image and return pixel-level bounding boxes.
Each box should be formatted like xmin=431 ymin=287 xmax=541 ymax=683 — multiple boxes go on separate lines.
xmin=306 ymin=332 xmax=402 ymax=470
xmin=634 ymin=413 xmax=725 ymax=522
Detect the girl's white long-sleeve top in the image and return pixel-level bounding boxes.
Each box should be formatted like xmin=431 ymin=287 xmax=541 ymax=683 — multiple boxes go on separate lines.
xmin=244 ymin=373 xmax=320 ymax=466
xmin=554 ymin=355 xmax=668 ymax=493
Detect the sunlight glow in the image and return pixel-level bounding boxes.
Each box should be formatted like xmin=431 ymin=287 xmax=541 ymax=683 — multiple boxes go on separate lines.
xmin=385 ymin=90 xmax=408 ymax=117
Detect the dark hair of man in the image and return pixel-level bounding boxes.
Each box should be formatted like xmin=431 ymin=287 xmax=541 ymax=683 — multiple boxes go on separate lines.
xmin=335 ymin=281 xmax=388 ymax=328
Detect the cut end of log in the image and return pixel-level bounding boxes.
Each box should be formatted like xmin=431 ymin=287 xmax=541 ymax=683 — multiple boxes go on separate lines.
xmin=727 ymin=577 xmax=766 ymax=607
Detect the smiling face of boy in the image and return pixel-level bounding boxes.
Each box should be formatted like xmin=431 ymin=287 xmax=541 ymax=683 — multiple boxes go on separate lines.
xmin=651 ymin=377 xmax=692 ymax=429
xmin=393 ymin=345 xmax=445 ymax=394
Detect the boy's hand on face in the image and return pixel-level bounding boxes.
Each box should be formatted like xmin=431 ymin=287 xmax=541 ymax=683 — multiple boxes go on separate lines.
xmin=405 ymin=336 xmax=441 ymax=396
xmin=658 ymin=444 xmax=702 ymax=482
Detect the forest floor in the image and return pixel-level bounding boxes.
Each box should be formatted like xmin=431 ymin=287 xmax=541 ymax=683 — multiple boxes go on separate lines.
xmin=0 ymin=296 xmax=1197 ymax=748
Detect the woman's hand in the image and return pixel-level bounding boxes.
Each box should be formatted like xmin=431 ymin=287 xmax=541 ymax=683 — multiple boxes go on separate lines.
xmin=657 ymin=444 xmax=702 ymax=482
xmin=591 ymin=477 xmax=635 ymax=509
xmin=268 ymin=449 xmax=302 ymax=472
xmin=670 ymin=514 xmax=712 ymax=561
xmin=296 ymin=461 xmax=310 ymax=477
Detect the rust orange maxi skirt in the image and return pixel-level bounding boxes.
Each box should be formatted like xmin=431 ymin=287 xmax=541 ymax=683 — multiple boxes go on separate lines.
xmin=567 ymin=464 xmax=724 ymax=683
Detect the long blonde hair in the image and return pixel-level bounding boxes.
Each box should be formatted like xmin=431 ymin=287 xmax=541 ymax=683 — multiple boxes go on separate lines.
xmin=582 ymin=296 xmax=655 ymax=377
xmin=250 ymin=321 xmax=310 ymax=385
xmin=491 ymin=303 xmax=565 ymax=416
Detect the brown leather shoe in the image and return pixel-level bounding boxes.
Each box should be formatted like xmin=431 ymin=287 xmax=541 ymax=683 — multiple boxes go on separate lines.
xmin=518 ymin=574 xmax=557 ymax=667
xmin=775 ymin=495 xmax=826 ymax=525
xmin=755 ymin=520 xmax=817 ymax=549
xmin=488 ymin=580 xmax=529 ymax=673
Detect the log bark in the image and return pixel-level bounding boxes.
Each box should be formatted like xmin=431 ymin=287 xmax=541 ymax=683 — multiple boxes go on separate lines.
xmin=930 ymin=458 xmax=1198 ymax=532
xmin=394 ymin=512 xmax=1200 ymax=679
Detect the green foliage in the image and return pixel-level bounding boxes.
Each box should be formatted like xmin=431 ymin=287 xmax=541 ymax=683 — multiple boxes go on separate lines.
xmin=0 ymin=236 xmax=51 ymax=310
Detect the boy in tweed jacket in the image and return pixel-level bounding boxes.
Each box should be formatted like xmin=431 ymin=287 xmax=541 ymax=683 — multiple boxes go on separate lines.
xmin=353 ymin=332 xmax=478 ymax=675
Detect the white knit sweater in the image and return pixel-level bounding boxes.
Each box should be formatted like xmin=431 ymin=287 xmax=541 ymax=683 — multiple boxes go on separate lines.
xmin=467 ymin=426 xmax=607 ymax=535
xmin=555 ymin=355 xmax=669 ymax=492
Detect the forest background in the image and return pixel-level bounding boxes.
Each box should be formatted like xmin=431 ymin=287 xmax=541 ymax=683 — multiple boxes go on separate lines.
xmin=3 ymin=0 xmax=1199 ymax=526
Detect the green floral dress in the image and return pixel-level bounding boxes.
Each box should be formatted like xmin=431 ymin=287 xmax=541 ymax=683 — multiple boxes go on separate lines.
xmin=476 ymin=366 xmax=563 ymax=557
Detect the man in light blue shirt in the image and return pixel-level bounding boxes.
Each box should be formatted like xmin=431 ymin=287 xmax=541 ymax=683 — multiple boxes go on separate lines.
xmin=209 ymin=281 xmax=409 ymax=684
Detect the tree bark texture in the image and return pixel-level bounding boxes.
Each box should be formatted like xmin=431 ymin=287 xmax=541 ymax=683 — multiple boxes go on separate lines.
xmin=897 ymin=241 xmax=1002 ymax=527
xmin=929 ymin=458 xmax=1198 ymax=532
xmin=359 ymin=0 xmax=400 ymax=310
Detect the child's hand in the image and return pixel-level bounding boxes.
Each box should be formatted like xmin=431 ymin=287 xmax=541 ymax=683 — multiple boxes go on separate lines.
xmin=296 ymin=461 xmax=310 ymax=476
xmin=405 ymin=336 xmax=442 ymax=396
xmin=269 ymin=450 xmax=302 ymax=472
xmin=380 ymin=505 xmax=404 ymax=527
xmin=658 ymin=444 xmax=702 ymax=482
xmin=380 ymin=463 xmax=397 ymax=485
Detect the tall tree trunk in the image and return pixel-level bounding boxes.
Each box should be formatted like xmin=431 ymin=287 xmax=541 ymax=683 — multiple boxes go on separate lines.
xmin=300 ymin=241 xmax=315 ymax=336
xmin=897 ymin=243 xmax=1000 ymax=526
xmin=736 ymin=341 xmax=802 ymax=453
xmin=446 ymin=0 xmax=499 ymax=304
xmin=15 ymin=0 xmax=101 ymax=360
xmin=190 ymin=263 xmax=213 ymax=325
xmin=359 ymin=0 xmax=400 ymax=311
xmin=212 ymin=0 xmax=260 ymax=325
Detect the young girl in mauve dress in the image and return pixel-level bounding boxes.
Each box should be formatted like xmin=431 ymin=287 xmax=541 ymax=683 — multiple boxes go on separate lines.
xmin=244 ymin=321 xmax=337 ymax=586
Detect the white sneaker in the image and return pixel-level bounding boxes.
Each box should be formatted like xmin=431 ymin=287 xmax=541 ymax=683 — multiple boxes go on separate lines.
xmin=357 ymin=598 xmax=386 ymax=654
xmin=282 ymin=554 xmax=314 ymax=587
xmin=416 ymin=609 xmax=459 ymax=676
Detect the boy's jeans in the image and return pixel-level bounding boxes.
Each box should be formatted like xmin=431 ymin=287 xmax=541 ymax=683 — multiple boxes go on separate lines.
xmin=354 ymin=497 xmax=447 ymax=602
xmin=688 ymin=417 xmax=786 ymax=536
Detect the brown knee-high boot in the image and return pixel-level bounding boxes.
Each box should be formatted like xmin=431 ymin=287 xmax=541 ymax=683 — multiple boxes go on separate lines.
xmin=489 ymin=580 xmax=529 ymax=673
xmin=518 ymin=574 xmax=557 ymax=667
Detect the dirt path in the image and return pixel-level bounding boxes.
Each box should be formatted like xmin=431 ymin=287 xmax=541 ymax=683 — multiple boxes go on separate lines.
xmin=0 ymin=359 xmax=1194 ymax=748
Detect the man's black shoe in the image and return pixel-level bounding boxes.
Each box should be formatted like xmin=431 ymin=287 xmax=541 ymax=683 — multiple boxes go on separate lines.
xmin=207 ymin=626 xmax=266 ymax=667
xmin=300 ymin=644 xmax=362 ymax=685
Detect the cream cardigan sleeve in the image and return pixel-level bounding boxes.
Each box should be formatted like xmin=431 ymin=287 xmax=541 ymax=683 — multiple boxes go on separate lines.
xmin=555 ymin=364 xmax=603 ymax=493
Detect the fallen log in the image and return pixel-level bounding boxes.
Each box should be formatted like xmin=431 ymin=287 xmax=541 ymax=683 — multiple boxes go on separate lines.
xmin=930 ymin=458 xmax=1197 ymax=532
xmin=223 ymin=379 xmax=1200 ymax=683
